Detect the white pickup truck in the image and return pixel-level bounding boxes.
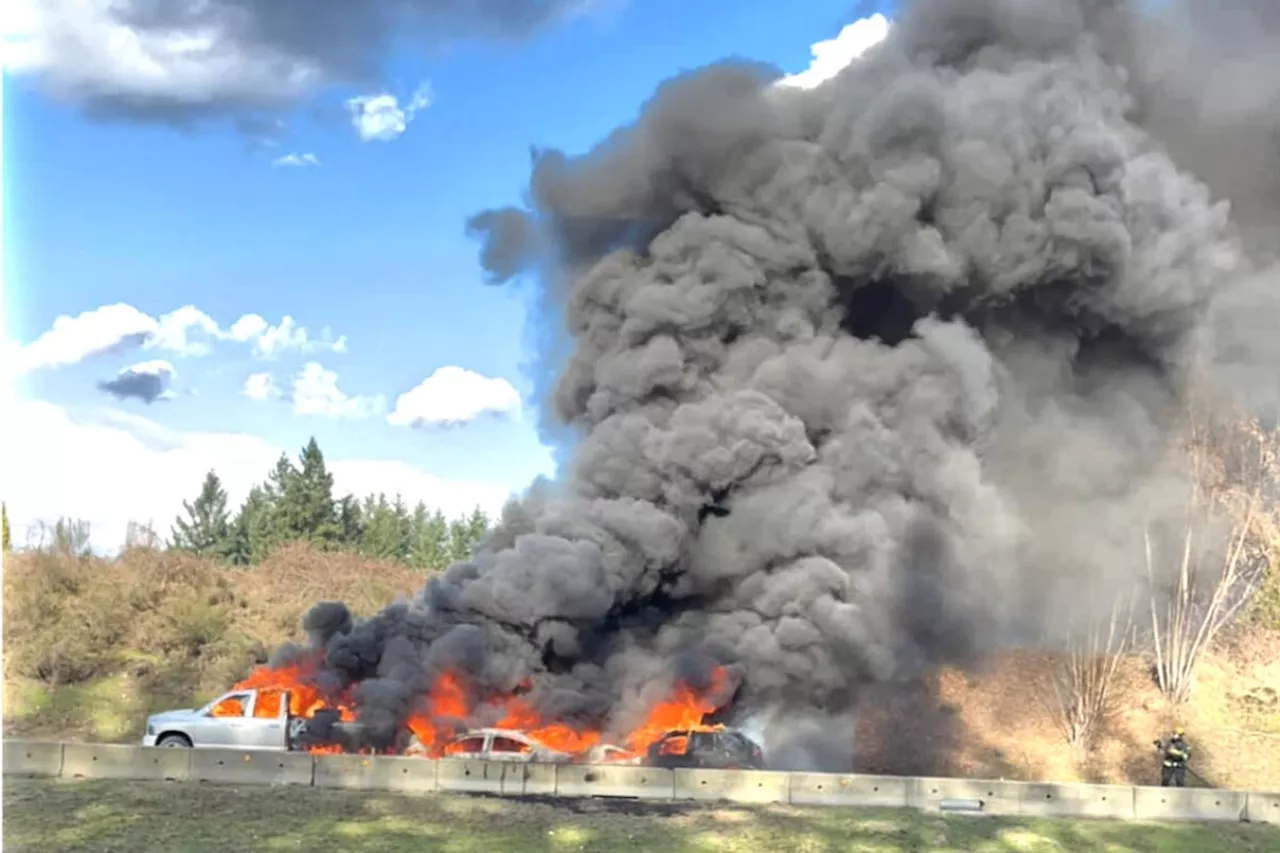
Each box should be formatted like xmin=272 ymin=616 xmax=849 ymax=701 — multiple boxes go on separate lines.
xmin=142 ymin=687 xmax=304 ymax=750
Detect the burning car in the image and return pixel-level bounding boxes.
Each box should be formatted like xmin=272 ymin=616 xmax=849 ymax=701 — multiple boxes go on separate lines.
xmin=647 ymin=727 xmax=765 ymax=770
xmin=436 ymin=728 xmax=579 ymax=763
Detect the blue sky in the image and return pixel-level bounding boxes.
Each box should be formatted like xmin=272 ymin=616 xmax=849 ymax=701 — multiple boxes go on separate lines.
xmin=2 ymin=0 xmax=893 ymax=550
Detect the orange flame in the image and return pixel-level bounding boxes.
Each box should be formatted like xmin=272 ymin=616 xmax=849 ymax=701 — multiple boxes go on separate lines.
xmin=229 ymin=653 xmax=732 ymax=760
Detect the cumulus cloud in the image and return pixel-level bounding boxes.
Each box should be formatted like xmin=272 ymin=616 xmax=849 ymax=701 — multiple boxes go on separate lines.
xmin=1 ymin=0 xmax=590 ymax=128
xmin=346 ymin=82 xmax=432 ymax=142
xmin=0 ymin=398 xmax=517 ymax=552
xmin=9 ymin=303 xmax=347 ymax=376
xmin=96 ymin=359 xmax=176 ymax=404
xmin=228 ymin=314 xmax=347 ymax=358
xmin=149 ymin=305 xmax=222 ymax=356
xmin=10 ymin=303 xmax=157 ymax=375
xmin=774 ymin=13 xmax=890 ymax=90
xmin=242 ymin=372 xmax=281 ymax=401
xmin=290 ymin=362 xmax=385 ymax=419
xmin=387 ymin=365 xmax=521 ymax=428
xmin=273 ymin=152 xmax=319 ymax=167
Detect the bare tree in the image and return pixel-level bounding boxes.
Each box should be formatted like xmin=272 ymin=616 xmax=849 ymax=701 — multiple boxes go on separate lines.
xmin=1146 ymin=410 xmax=1277 ymax=704
xmin=26 ymin=517 xmax=93 ymax=558
xmin=1044 ymin=591 xmax=1136 ymax=747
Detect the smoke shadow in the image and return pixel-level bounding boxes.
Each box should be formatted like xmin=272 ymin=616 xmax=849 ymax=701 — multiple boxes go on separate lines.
xmin=852 ymin=674 xmax=970 ymax=778
xmin=851 ymin=669 xmax=1037 ymax=782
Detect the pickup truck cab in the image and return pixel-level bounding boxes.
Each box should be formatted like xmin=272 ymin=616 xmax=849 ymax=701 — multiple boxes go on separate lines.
xmin=142 ymin=687 xmax=295 ymax=750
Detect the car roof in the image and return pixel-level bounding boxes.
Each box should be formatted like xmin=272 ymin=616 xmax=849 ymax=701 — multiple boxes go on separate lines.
xmin=466 ymin=727 xmax=535 ymax=740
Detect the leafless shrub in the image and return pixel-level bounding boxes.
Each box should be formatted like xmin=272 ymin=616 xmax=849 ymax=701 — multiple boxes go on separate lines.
xmin=1146 ymin=401 xmax=1278 ymax=704
xmin=1043 ymin=592 xmax=1136 ymax=748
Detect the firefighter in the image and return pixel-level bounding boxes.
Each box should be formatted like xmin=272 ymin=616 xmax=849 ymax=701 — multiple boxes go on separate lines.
xmin=1154 ymin=727 xmax=1191 ymax=787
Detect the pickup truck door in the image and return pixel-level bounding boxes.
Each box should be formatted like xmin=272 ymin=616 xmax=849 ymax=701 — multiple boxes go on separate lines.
xmin=227 ymin=690 xmax=289 ymax=750
xmin=191 ymin=691 xmax=256 ymax=747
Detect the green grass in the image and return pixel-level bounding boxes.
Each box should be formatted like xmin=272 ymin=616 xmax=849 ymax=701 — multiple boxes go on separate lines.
xmin=4 ymin=778 xmax=1277 ymax=853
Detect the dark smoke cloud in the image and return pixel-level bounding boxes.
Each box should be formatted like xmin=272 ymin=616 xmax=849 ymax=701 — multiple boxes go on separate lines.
xmin=21 ymin=0 xmax=592 ymax=128
xmin=284 ymin=0 xmax=1280 ymax=762
xmin=97 ymin=361 xmax=175 ymax=404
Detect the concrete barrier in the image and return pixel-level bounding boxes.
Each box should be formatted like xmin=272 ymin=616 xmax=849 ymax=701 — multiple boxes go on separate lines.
xmin=62 ymin=743 xmax=191 ymax=782
xmin=313 ymin=754 xmax=438 ymax=793
xmin=436 ymin=759 xmax=506 ymax=794
xmin=3 ymin=740 xmax=64 ymax=777
xmin=191 ymin=749 xmax=313 ymax=786
xmin=907 ymin=777 xmax=1024 ymax=816
xmin=555 ymin=764 xmax=675 ymax=800
xmin=1245 ymin=790 xmax=1280 ymax=825
xmin=500 ymin=762 xmax=558 ymax=796
xmin=1132 ymin=786 xmax=1247 ymax=822
xmin=9 ymin=738 xmax=1278 ymax=826
xmin=787 ymin=773 xmax=910 ymax=808
xmin=1016 ymin=782 xmax=1136 ymax=820
xmin=674 ymin=768 xmax=790 ymax=804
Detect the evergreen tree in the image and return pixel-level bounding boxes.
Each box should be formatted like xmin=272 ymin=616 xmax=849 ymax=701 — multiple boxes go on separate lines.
xmin=336 ymin=495 xmax=364 ymax=548
xmin=265 ymin=451 xmax=301 ymax=538
xmin=407 ymin=503 xmax=450 ymax=570
xmin=464 ymin=506 xmax=490 ymax=550
xmin=447 ymin=515 xmax=473 ymax=564
xmin=282 ymin=437 xmax=340 ymax=546
xmin=359 ymin=493 xmax=405 ymax=560
xmin=392 ymin=494 xmax=412 ymax=557
xmin=2 ymin=502 xmax=10 ymax=553
xmin=171 ymin=470 xmax=232 ymax=558
xmin=227 ymin=485 xmax=275 ymax=565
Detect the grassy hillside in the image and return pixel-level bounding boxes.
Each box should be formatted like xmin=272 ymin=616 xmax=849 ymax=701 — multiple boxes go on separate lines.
xmin=5 ymin=546 xmax=1279 ymax=790
xmin=2 ymin=544 xmax=421 ymax=742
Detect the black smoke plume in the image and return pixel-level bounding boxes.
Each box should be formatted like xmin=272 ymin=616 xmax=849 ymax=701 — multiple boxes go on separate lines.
xmin=282 ymin=0 xmax=1280 ymax=768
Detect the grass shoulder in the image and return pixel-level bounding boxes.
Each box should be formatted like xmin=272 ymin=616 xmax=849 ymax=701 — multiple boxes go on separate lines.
xmin=4 ymin=777 xmax=1278 ymax=853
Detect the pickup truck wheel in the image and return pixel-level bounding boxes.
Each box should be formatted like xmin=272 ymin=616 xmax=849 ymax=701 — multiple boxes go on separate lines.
xmin=156 ymin=734 xmax=192 ymax=748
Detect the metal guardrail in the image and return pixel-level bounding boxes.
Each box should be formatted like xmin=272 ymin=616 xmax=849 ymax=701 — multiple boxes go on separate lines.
xmin=2 ymin=739 xmax=1277 ymax=824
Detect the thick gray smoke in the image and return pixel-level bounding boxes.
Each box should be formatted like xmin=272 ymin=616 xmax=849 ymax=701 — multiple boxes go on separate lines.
xmin=283 ymin=0 xmax=1280 ymax=769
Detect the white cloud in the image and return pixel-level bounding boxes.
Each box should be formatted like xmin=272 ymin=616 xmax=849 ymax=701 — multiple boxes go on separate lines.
xmin=0 ymin=399 xmax=516 ymax=552
xmin=97 ymin=359 xmax=176 ymax=404
xmin=9 ymin=303 xmax=156 ymax=376
xmin=229 ymin=313 xmax=346 ymax=359
xmin=9 ymin=303 xmax=348 ymax=375
xmin=0 ymin=0 xmax=321 ymax=118
xmin=150 ymin=305 xmax=222 ymax=356
xmin=387 ymin=366 xmax=522 ymax=428
xmin=228 ymin=314 xmax=269 ymax=342
xmin=273 ymin=152 xmax=320 ymax=167
xmin=242 ymin=372 xmax=281 ymax=401
xmin=0 ymin=1 xmax=576 ymax=128
xmin=291 ymin=362 xmax=385 ymax=419
xmin=775 ymin=14 xmax=891 ymax=90
xmin=345 ymin=82 xmax=432 ymax=142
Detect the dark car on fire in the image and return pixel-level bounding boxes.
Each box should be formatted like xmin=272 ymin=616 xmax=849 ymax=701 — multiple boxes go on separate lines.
xmin=646 ymin=727 xmax=765 ymax=770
